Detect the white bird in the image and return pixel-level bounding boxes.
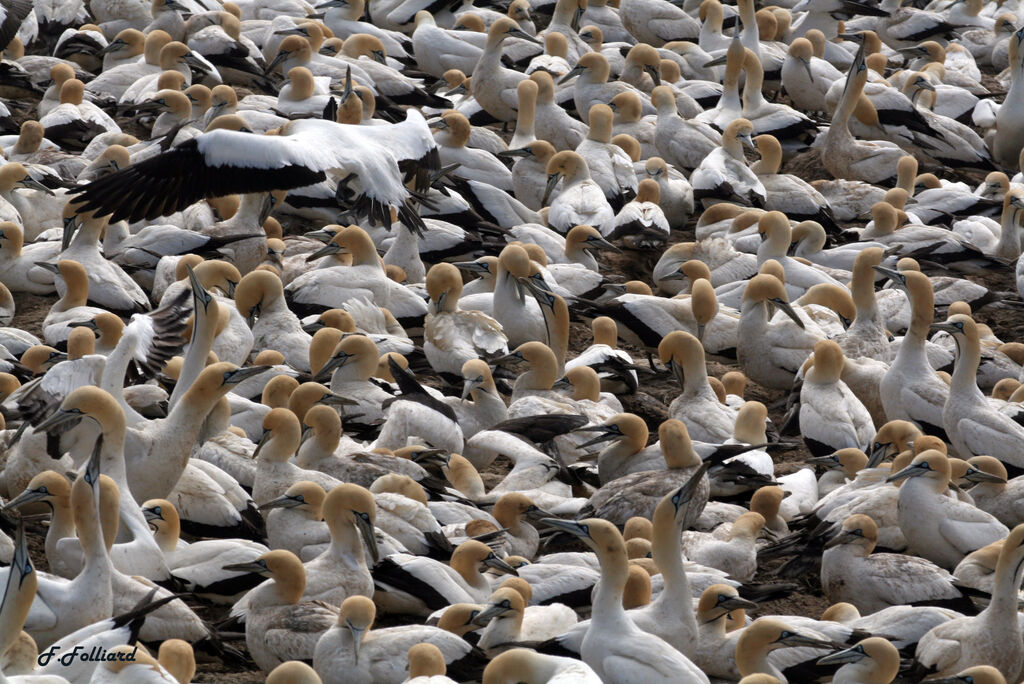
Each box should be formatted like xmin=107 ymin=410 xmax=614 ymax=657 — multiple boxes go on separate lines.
xmin=821 ymin=514 xmax=972 ymax=614
xmin=543 ymin=517 xmax=710 ymax=684
xmin=691 ymin=118 xmax=766 ymax=210
xmin=888 ymin=450 xmax=1008 ymax=569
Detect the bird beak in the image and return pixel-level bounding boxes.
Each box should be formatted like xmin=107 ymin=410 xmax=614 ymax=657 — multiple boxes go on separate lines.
xmin=542 ymin=172 xmax=562 ymax=205
xmin=780 ymin=632 xmax=836 ymax=648
xmin=929 ymin=321 xmax=959 ymax=334
xmin=346 ymin=621 xmax=365 ymax=661
xmin=871 ymin=264 xmax=902 ymax=283
xmin=224 ymin=366 xmax=272 ymax=384
xmin=33 ymin=261 xmax=60 ymax=274
xmin=35 ymin=407 xmax=84 ymax=433
xmin=668 ymin=461 xmax=712 ymax=511
xmin=540 ymin=517 xmax=588 ymax=539
xmin=483 ymin=554 xmax=519 ymax=576
xmin=817 ymin=645 xmax=868 ymax=666
xmin=266 ymin=50 xmax=289 ymax=73
xmin=886 ymin=462 xmax=927 ymax=483
xmin=823 ymin=529 xmax=857 ymax=549
xmin=222 ymin=559 xmax=268 ymax=573
xmin=666 ymin=358 xmax=686 ymax=387
xmin=773 ymin=299 xmax=805 ymax=329
xmin=19 ymin=177 xmax=54 ymax=195
xmin=354 ymin=512 xmax=379 ymax=563
xmin=573 ymin=424 xmax=621 ymax=448
xmin=252 ymin=429 xmax=272 ymax=460
xmin=306 ymin=243 xmax=344 ymax=262
xmin=801 ymin=58 xmax=814 ymax=83
xmin=806 ymin=454 xmax=841 ymax=468
xmin=964 ymin=467 xmax=1007 ymax=484
xmin=3 ymin=486 xmax=48 ymax=510
xmin=461 ymin=376 xmax=483 ymax=400
xmin=559 ymin=64 xmax=585 ymax=84
xmin=586 ymin=235 xmax=621 ymax=253
xmin=720 ymin=595 xmax=759 ymax=611
xmin=62 ymin=215 xmax=79 ymax=251
xmin=142 ymin=507 xmax=163 ymax=523
xmin=316 ymin=352 xmax=352 ymax=380
xmin=512 ymin=28 xmax=541 ymax=44
xmin=320 ymin=392 xmax=357 ymax=406
xmin=497 ymin=147 xmax=532 ymax=159
xmin=99 ymin=39 xmax=124 ymax=55
xmin=644 ymin=64 xmax=661 ymax=86
xmin=471 ymin=601 xmax=509 ymax=626
xmin=703 ymin=54 xmax=728 ymax=67
xmin=258 ymin=494 xmax=304 ymax=511
xmin=452 ymin=260 xmax=490 ymax=274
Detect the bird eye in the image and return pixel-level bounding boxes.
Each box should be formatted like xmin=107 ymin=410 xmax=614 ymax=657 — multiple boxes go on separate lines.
xmin=154 ymin=506 xmax=162 ymax=515
xmin=295 ymin=495 xmax=305 ymax=502
xmin=37 ymin=486 xmax=48 ymax=494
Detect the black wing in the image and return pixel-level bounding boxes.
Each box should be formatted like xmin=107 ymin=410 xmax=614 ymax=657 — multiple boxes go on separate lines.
xmin=69 ymin=136 xmax=325 ymax=223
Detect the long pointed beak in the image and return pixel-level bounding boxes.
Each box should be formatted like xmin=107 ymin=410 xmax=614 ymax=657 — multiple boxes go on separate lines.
xmin=824 ymin=530 xmax=857 ymax=549
xmin=320 ymin=392 xmax=357 ymax=406
xmin=258 ymin=494 xmax=303 ymax=511
xmin=222 ymin=559 xmax=267 ymax=573
xmin=306 ymin=243 xmax=343 ymax=262
xmin=930 ymin=322 xmax=959 ymax=334
xmin=20 ymin=177 xmax=54 ymax=195
xmin=559 ymin=65 xmax=584 ymax=84
xmin=346 ymin=622 xmax=365 ymax=661
xmin=964 ymin=468 xmax=1007 ymax=484
xmin=35 ymin=408 xmax=83 ymax=433
xmin=225 ymin=365 xmax=272 ymax=384
xmin=667 ymin=358 xmax=686 ymax=387
xmin=644 ymin=64 xmax=661 ymax=86
xmin=62 ymin=216 xmax=78 ymax=251
xmin=354 ymin=512 xmax=379 ymax=563
xmin=542 ymin=172 xmax=562 ymax=206
xmin=252 ymin=429 xmax=272 ymax=460
xmin=497 ymin=147 xmax=531 ymax=159
xmin=806 ymin=454 xmax=841 ymax=467
xmin=782 ymin=632 xmax=836 ymax=648
xmin=471 ymin=601 xmax=509 ymax=626
xmin=266 ymin=51 xmax=289 ymax=73
xmin=871 ymin=264 xmax=902 ymax=282
xmin=886 ymin=462 xmax=926 ymax=483
xmin=540 ymin=517 xmax=588 ymax=538
xmin=3 ymin=487 xmax=48 ymax=510
xmin=817 ymin=645 xmax=867 ymax=666
xmin=669 ymin=461 xmax=711 ymax=510
xmin=721 ymin=595 xmax=759 ymax=611
xmin=316 ymin=352 xmax=351 ymax=380
xmin=33 ymin=261 xmax=60 ymax=274
xmin=484 ymin=554 xmax=519 ymax=575
xmin=586 ymin=236 xmax=621 ymax=253
xmin=774 ymin=299 xmax=805 ymax=329
xmin=578 ymin=429 xmax=620 ymax=448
